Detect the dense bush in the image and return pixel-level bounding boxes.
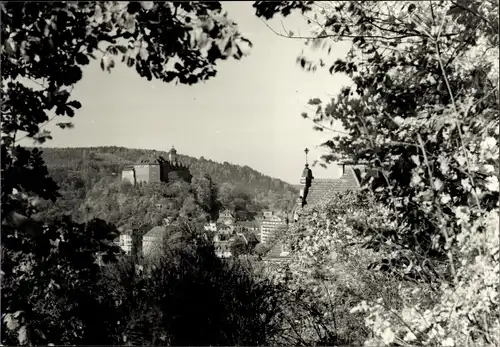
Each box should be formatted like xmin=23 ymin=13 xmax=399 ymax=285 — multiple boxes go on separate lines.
xmin=265 ymin=192 xmax=409 ymax=345
xmin=256 ymin=1 xmax=499 ymax=346
xmin=1 ymin=216 xmax=122 ymax=345
xmin=97 ymin=221 xmax=286 ymax=346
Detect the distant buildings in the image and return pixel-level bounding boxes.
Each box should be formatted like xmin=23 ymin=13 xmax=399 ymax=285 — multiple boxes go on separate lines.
xmin=142 ymin=226 xmax=167 ymax=258
xmin=119 ymin=233 xmax=133 ymax=255
xmin=121 ymin=146 xmax=192 ymax=186
xmin=217 ymin=210 xmax=235 ymax=226
xmin=204 ymin=222 xmax=217 ymax=232
xmin=114 ymin=229 xmax=134 ymax=255
xmin=206 ymin=217 xmax=262 ymax=258
xmin=235 ymin=220 xmax=260 ymax=238
xmin=259 ymin=211 xmax=287 ymax=244
xmin=217 ymin=224 xmax=233 ymax=240
xmin=215 ymin=241 xmax=233 ymax=258
xmin=263 ymin=154 xmax=377 ymax=262
xmin=213 ymin=230 xmax=259 ymax=258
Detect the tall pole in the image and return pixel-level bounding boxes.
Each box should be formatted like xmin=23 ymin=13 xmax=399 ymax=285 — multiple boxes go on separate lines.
xmin=304 ymin=148 xmax=309 ymax=165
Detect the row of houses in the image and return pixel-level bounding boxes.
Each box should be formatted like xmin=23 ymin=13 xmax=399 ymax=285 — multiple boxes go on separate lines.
xmin=114 ymin=208 xmax=289 ymax=259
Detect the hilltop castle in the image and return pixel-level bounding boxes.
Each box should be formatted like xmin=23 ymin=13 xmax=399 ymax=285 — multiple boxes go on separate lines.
xmin=121 ymin=146 xmax=193 ymax=185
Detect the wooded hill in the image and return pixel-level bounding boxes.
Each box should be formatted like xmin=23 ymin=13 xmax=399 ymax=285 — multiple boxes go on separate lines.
xmin=37 ymin=146 xmax=298 ymax=221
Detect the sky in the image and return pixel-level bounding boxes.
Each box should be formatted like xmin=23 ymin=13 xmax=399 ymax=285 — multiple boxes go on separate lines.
xmin=29 ymin=2 xmax=353 ymax=184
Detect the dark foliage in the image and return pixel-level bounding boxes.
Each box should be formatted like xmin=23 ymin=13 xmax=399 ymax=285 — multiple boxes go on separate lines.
xmin=102 ymin=222 xmax=286 ymax=346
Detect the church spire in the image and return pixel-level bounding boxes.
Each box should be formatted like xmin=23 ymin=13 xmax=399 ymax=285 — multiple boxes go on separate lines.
xmin=300 ymin=148 xmax=314 ymax=208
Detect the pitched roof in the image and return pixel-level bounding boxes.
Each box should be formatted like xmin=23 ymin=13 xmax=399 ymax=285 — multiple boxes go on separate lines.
xmin=304 ymin=166 xmax=362 ymax=208
xmin=235 ymin=231 xmax=259 ymax=245
xmin=262 ymin=215 xmax=284 ymax=222
xmin=135 ymin=154 xmax=160 ymax=165
xmin=244 ymin=232 xmax=259 ymax=243
xmin=136 ymin=159 xmax=160 ymax=165
xmin=264 ymin=241 xmax=291 ymax=261
xmin=219 ymin=210 xmax=234 ymax=218
xmin=144 ymin=226 xmax=167 ymax=238
xmin=214 ymin=240 xmax=232 ymax=251
xmin=237 ymin=220 xmax=260 ymax=228
xmin=219 ymin=224 xmax=233 ymax=230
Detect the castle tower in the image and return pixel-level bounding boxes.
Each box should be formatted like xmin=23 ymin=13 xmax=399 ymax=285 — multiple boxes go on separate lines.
xmin=159 ymin=146 xmax=192 ymax=184
xmin=168 ymin=146 xmax=178 ymax=165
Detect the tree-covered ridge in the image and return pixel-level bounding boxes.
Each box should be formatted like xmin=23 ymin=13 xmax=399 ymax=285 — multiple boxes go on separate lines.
xmin=37 ymin=146 xmax=298 ymax=221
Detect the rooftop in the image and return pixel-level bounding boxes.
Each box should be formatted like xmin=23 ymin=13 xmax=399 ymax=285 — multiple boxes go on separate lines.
xmin=144 ymin=226 xmax=167 ymax=238
xmin=136 ymin=158 xmax=160 ymax=165
xmin=214 ymin=240 xmax=232 ymax=251
xmin=264 ymin=241 xmax=291 ymax=261
xmin=219 ymin=210 xmax=235 ymax=217
xmin=304 ymin=166 xmax=362 ymax=208
xmin=236 ymin=222 xmax=260 ymax=230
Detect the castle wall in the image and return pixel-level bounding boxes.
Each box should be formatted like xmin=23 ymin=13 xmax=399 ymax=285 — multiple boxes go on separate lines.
xmin=148 ymin=164 xmax=161 ymax=183
xmin=134 ymin=164 xmax=160 ymax=184
xmin=121 ymin=155 xmax=191 ymax=187
xmin=122 ymin=169 xmax=135 ymax=185
xmin=160 ymin=162 xmax=192 ymax=184
xmin=134 ymin=165 xmax=150 ymax=183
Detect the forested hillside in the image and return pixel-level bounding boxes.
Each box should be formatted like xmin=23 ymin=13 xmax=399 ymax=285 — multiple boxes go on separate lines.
xmin=37 ymin=146 xmax=298 ymax=221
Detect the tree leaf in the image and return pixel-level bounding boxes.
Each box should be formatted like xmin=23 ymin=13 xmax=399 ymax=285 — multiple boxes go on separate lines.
xmin=140 ymin=1 xmax=154 ymax=11
xmin=115 ymin=45 xmax=128 ymax=54
xmin=67 ymin=100 xmax=82 ymax=109
xmin=4 ymin=313 xmax=19 ymax=330
xmin=139 ymin=47 xmax=149 ymax=61
xmin=18 ymin=325 xmax=28 ymax=345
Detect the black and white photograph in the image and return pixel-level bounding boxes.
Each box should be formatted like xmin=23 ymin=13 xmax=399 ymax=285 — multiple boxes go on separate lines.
xmin=1 ymin=1 xmax=499 ymax=346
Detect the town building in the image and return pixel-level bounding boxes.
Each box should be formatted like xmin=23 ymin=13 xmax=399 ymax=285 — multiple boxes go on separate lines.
xmin=113 ymin=228 xmax=135 ymax=256
xmin=204 ymin=222 xmax=217 ymax=232
xmin=259 ymin=211 xmax=287 ymax=244
xmin=235 ymin=231 xmax=259 ymax=251
xmin=118 ymin=233 xmax=133 ymax=255
xmin=213 ymin=230 xmax=259 ymax=258
xmin=216 ymin=223 xmax=234 ymax=240
xmin=234 ymin=220 xmax=261 ymax=238
xmin=264 ymin=149 xmax=378 ymax=261
xmin=217 ymin=210 xmax=235 ymax=225
xmin=121 ymin=146 xmax=192 ymax=186
xmin=142 ymin=225 xmax=168 ymax=258
xmin=214 ymin=241 xmax=232 ymax=258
